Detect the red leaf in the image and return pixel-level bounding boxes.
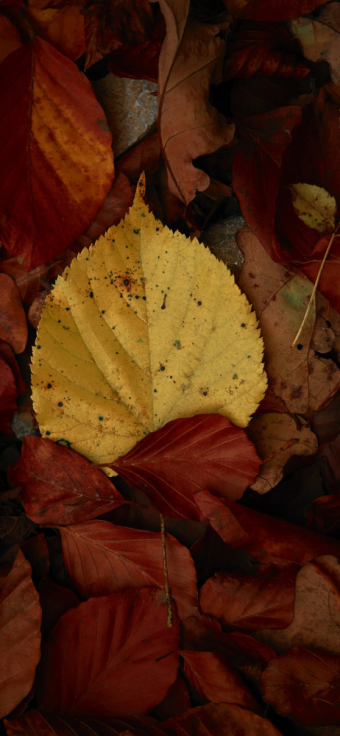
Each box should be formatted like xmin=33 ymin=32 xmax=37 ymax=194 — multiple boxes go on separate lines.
xmin=108 ymin=7 xmax=166 ymax=83
xmin=110 ymin=415 xmax=261 ymax=520
xmin=0 ymin=549 xmax=41 ymax=718
xmin=232 ymin=106 xmax=302 ymax=261
xmin=261 ymin=646 xmax=340 ymax=726
xmin=58 ymin=520 xmax=199 ymax=620
xmin=36 ymin=587 xmax=180 ymax=716
xmin=163 ymin=702 xmax=283 ymax=735
xmin=0 ymin=274 xmax=27 ymax=354
xmin=8 ymin=436 xmax=125 ymax=525
xmin=0 ymin=339 xmax=26 ymax=395
xmin=199 ymin=563 xmax=299 ymax=629
xmin=181 ymin=650 xmax=262 ymax=713
xmin=151 ymin=674 xmax=191 ymax=722
xmin=224 ymin=21 xmax=309 ymax=81
xmin=0 ymin=38 xmax=113 ymax=269
xmin=194 ymin=490 xmax=340 ymax=564
xmin=5 ymin=710 xmax=167 ymax=736
xmin=228 ymin=0 xmax=330 ymax=22
xmin=38 ymin=576 xmax=79 ymax=639
xmin=116 ymin=130 xmax=162 ymax=181
xmin=84 ymin=0 xmax=154 ymax=70
xmin=0 ymin=356 xmax=18 ymax=434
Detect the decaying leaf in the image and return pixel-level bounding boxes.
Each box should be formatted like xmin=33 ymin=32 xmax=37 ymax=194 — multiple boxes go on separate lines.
xmin=31 ymin=175 xmax=266 ymax=471
xmin=289 ymin=183 xmax=337 ymax=234
xmin=291 ymin=4 xmax=340 ymax=86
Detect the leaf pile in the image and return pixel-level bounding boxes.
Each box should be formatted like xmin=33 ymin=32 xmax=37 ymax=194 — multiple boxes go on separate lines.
xmin=3 ymin=1 xmax=340 ymax=735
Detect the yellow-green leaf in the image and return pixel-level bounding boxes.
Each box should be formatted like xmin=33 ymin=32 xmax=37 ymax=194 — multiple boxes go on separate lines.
xmin=289 ymin=183 xmax=336 ymax=234
xmin=31 ymin=174 xmax=267 ymax=471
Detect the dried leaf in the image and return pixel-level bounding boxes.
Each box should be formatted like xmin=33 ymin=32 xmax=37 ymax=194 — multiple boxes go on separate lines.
xmin=8 ymin=436 xmax=125 ymax=525
xmin=199 ymin=563 xmax=299 ymax=629
xmin=0 ymin=38 xmax=114 ymax=269
xmin=0 ymin=357 xmax=18 ymax=434
xmin=0 ymin=274 xmax=27 ymax=354
xmin=84 ymin=0 xmax=154 ymax=70
xmin=5 ymin=710 xmax=167 ymax=735
xmin=0 ymin=15 xmax=21 ymax=63
xmin=290 ymin=183 xmax=337 ymax=234
xmin=163 ymin=702 xmax=283 ymax=735
xmin=31 ymin=177 xmax=266 ymax=472
xmin=223 ymin=0 xmax=330 ymax=22
xmin=0 ymin=549 xmax=41 ymax=718
xmin=291 ymin=4 xmax=340 ymax=85
xmin=36 ymin=588 xmax=180 ymax=716
xmin=26 ymin=5 xmax=86 ymax=61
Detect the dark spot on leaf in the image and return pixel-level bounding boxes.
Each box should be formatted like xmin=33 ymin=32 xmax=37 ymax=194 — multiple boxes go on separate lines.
xmin=133 ymin=228 xmax=140 ymax=235
xmin=58 ymin=402 xmax=63 ymax=407
xmin=173 ymin=340 xmax=181 ymax=349
xmin=203 ymin=391 xmax=208 ymax=396
xmin=90 ymin=292 xmax=93 ymax=298
xmin=291 ymin=386 xmax=303 ymax=399
xmin=233 ymin=374 xmax=238 ymax=380
xmin=297 ymin=344 xmax=303 ymax=350
xmin=241 ymin=323 xmax=246 ymax=328
xmin=98 ymin=416 xmax=104 ymax=421
xmin=47 ymin=384 xmax=52 ymax=389
xmin=37 ymin=345 xmax=41 ymax=349
xmin=46 ymin=431 xmax=51 ymax=435
xmin=56 ymin=438 xmax=72 ymax=449
xmin=198 ymin=301 xmax=202 ymax=306
xmin=124 ymin=279 xmax=130 ymax=286
xmin=101 ymin=310 xmax=105 ymax=314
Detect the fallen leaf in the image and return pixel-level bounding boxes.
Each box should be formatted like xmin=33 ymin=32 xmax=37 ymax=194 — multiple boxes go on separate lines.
xmin=38 ymin=576 xmax=79 ymax=639
xmin=110 ymin=415 xmax=261 ymax=519
xmin=224 ymin=20 xmax=310 ymax=81
xmin=246 ymin=413 xmax=318 ymax=494
xmin=306 ymin=494 xmax=340 ymax=535
xmin=8 ymin=436 xmax=125 ymax=525
xmin=0 ymin=356 xmax=18 ymax=433
xmin=0 ymin=38 xmax=114 ymax=269
xmin=163 ymin=702 xmax=283 ymax=735
xmin=0 ymin=15 xmax=21 ymax=63
xmin=158 ymin=17 xmax=235 ymax=204
xmin=108 ymin=5 xmax=166 ymax=83
xmin=254 ymin=556 xmax=340 ymax=657
xmin=232 ymin=105 xmax=303 ymax=260
xmin=291 ymin=4 xmax=340 ymax=85
xmin=199 ymin=563 xmax=299 ymax=630
xmin=36 ymin=587 xmax=180 ymax=716
xmin=290 ymin=183 xmax=337 ymax=234
xmin=5 ymin=710 xmax=167 ymax=736
xmin=26 ymin=5 xmax=86 ymax=61
xmin=84 ymin=0 xmax=154 ymax=70
xmin=237 ymin=226 xmax=340 ymax=414
xmin=261 ymin=646 xmax=340 ymax=726
xmin=151 ymin=674 xmax=191 ymax=721
xmin=0 ymin=274 xmax=27 ymax=354
xmin=194 ymin=490 xmax=340 ymax=565
xmin=0 ymin=549 xmax=41 ymax=718
xmin=181 ymin=650 xmax=262 ymax=712
xmin=21 ymin=532 xmax=49 ymax=585
xmin=58 ymin=520 xmax=199 ymax=619
xmin=0 ymin=259 xmax=50 ymax=304
xmin=31 ymin=176 xmax=266 ymax=472
xmin=223 ymin=0 xmax=330 ymax=22
xmin=116 ymin=130 xmax=162 ymax=181
xmin=0 ymin=340 xmax=26 ymax=396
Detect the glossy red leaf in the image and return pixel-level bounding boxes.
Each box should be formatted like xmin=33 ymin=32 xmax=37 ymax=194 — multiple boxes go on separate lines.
xmin=0 ymin=549 xmax=41 ymax=718
xmin=5 ymin=710 xmax=167 ymax=735
xmin=261 ymin=646 xmax=340 ymax=726
xmin=36 ymin=587 xmax=180 ymax=717
xmin=0 ymin=38 xmax=113 ymax=269
xmin=199 ymin=563 xmax=299 ymax=630
xmin=224 ymin=21 xmax=309 ymax=81
xmin=110 ymin=415 xmax=261 ymax=520
xmin=8 ymin=436 xmax=125 ymax=525
xmin=0 ymin=356 xmax=18 ymax=434
xmin=163 ymin=703 xmax=283 ymax=735
xmin=232 ymin=106 xmax=302 ymax=261
xmin=58 ymin=520 xmax=198 ymax=620
xmin=181 ymin=614 xmax=277 ymax=686
xmin=181 ymin=650 xmax=262 ymax=713
xmin=0 ymin=274 xmax=27 ymax=354
xmin=194 ymin=490 xmax=340 ymax=564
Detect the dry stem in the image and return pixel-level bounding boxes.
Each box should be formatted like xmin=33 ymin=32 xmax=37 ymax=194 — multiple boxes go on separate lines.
xmin=160 ymin=513 xmax=173 ymax=627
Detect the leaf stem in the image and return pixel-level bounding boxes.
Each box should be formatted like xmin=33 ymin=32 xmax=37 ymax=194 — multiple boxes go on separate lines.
xmin=160 ymin=513 xmax=173 ymax=627
xmin=291 ymin=228 xmax=337 ymax=347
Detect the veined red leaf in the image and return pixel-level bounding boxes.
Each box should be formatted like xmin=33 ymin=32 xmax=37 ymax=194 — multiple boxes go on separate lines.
xmin=110 ymin=415 xmax=261 ymax=520
xmin=199 ymin=563 xmax=299 ymax=630
xmin=4 ymin=709 xmax=167 ymax=735
xmin=0 ymin=38 xmax=113 ymax=269
xmin=36 ymin=588 xmax=180 ymax=717
xmin=261 ymin=646 xmax=340 ymax=726
xmin=181 ymin=650 xmax=262 ymax=713
xmin=0 ymin=549 xmax=41 ymax=718
xmin=8 ymin=436 xmax=125 ymax=525
xmin=58 ymin=520 xmax=198 ymax=620
xmin=163 ymin=703 xmax=283 ymax=735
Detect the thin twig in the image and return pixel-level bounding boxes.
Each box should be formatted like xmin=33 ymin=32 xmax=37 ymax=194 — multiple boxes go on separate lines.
xmin=291 ymin=228 xmax=337 ymax=347
xmin=160 ymin=513 xmax=173 ymax=627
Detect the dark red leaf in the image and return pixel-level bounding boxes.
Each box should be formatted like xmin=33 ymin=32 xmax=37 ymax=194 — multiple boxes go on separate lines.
xmin=110 ymin=414 xmax=261 ymax=520
xmin=0 ymin=274 xmax=27 ymax=354
xmin=36 ymin=587 xmax=180 ymax=717
xmin=261 ymin=646 xmax=340 ymax=726
xmin=199 ymin=563 xmax=299 ymax=630
xmin=163 ymin=702 xmax=283 ymax=735
xmin=194 ymin=490 xmax=340 ymax=564
xmin=306 ymin=494 xmax=340 ymax=535
xmin=151 ymin=674 xmax=191 ymax=721
xmin=38 ymin=576 xmax=79 ymax=639
xmin=5 ymin=710 xmax=167 ymax=735
xmin=181 ymin=650 xmax=262 ymax=713
xmin=108 ymin=7 xmax=166 ymax=83
xmin=0 ymin=356 xmax=18 ymax=434
xmin=0 ymin=339 xmax=26 ymax=395
xmin=8 ymin=436 xmax=125 ymax=525
xmin=58 ymin=520 xmax=199 ymax=619
xmin=234 ymin=0 xmax=330 ymax=22
xmin=116 ymin=130 xmax=162 ymax=182
xmin=84 ymin=0 xmax=154 ymax=70
xmin=0 ymin=549 xmax=41 ymax=718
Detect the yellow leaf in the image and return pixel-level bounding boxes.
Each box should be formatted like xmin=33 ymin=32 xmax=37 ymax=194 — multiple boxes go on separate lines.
xmin=290 ymin=183 xmax=337 ymax=234
xmin=31 ymin=174 xmax=267 ymax=471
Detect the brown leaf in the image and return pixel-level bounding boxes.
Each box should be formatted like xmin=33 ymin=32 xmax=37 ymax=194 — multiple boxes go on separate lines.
xmin=163 ymin=702 xmax=283 ymax=735
xmin=0 ymin=274 xmax=27 ymax=354
xmin=26 ymin=5 xmax=86 ymax=61
xmin=0 ymin=549 xmax=41 ymax=718
xmin=246 ymin=413 xmax=318 ymax=494
xmin=158 ymin=7 xmax=234 ymax=204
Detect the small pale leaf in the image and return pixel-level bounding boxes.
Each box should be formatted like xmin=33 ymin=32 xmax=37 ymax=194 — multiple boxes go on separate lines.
xmin=31 ymin=174 xmax=266 ymax=470
xmin=290 ymin=183 xmax=336 ymax=233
